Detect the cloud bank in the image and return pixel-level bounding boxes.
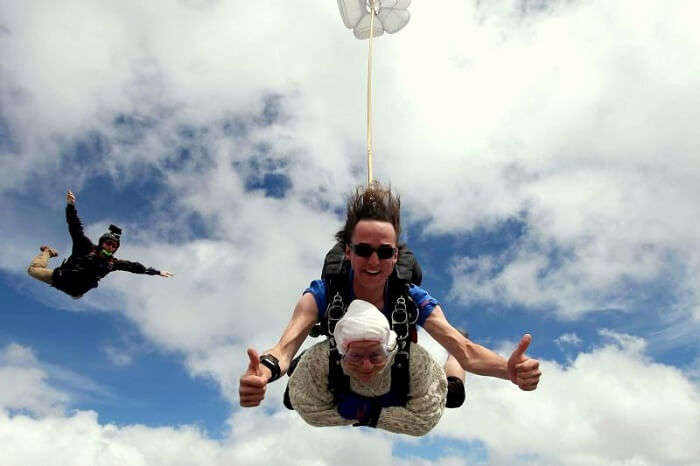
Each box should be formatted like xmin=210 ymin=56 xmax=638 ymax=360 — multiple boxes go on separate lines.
xmin=1 ymin=0 xmax=699 ymax=464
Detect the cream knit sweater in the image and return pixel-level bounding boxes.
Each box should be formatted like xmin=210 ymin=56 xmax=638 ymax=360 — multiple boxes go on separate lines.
xmin=288 ymin=340 xmax=447 ymax=436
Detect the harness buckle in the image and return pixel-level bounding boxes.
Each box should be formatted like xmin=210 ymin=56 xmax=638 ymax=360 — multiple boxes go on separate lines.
xmin=391 ymin=296 xmax=411 ymax=340
xmin=327 ymin=292 xmax=345 ymax=334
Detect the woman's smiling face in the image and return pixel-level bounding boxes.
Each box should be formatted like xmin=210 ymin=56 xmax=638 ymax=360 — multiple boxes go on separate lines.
xmin=345 ymin=220 xmax=398 ymax=295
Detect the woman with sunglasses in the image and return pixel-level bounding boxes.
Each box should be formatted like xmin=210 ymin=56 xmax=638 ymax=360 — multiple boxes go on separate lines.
xmin=287 ymin=299 xmax=448 ymax=436
xmin=239 ymin=182 xmax=541 ymax=409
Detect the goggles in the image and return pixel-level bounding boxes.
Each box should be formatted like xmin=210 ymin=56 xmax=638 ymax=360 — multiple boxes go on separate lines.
xmin=351 ymin=243 xmax=396 ymax=260
xmin=343 ymin=348 xmax=389 ymax=365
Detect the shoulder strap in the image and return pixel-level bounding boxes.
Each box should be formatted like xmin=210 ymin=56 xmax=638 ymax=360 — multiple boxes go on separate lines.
xmin=328 ymin=346 xmax=350 ymax=405
xmin=322 ymin=250 xmax=352 ymax=402
xmin=321 ymin=242 xmax=346 ymax=279
xmin=395 ymin=244 xmax=422 ymax=286
xmin=386 ymin=278 xmax=418 ymax=407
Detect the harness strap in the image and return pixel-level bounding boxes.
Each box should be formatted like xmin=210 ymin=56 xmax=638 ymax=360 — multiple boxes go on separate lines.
xmin=329 ymin=345 xmax=350 ymax=404
xmin=387 ymin=281 xmax=417 ymax=406
xmin=355 ymin=402 xmax=382 ymax=428
xmin=390 ymin=349 xmax=411 ymax=406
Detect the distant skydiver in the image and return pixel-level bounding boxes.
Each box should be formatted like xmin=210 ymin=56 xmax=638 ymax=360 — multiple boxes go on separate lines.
xmin=27 ymin=189 xmax=173 ymax=298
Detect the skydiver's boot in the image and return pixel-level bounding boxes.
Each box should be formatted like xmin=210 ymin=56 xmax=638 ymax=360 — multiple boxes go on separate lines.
xmin=40 ymin=245 xmax=59 ymax=257
xmin=28 ymin=246 xmax=57 ymax=285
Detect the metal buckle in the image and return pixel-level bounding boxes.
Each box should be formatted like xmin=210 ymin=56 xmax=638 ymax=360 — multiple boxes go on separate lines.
xmin=327 ymin=292 xmax=345 ymax=334
xmin=392 ymin=296 xmax=410 ymax=339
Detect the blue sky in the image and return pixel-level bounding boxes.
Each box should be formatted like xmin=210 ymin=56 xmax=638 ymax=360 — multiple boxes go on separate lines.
xmin=1 ymin=1 xmax=699 ymax=465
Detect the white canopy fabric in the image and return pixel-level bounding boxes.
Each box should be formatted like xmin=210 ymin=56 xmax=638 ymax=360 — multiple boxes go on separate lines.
xmin=337 ymin=0 xmax=411 ymax=39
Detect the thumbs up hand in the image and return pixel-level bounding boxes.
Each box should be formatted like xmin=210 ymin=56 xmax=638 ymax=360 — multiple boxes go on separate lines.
xmin=239 ymin=348 xmax=271 ymax=407
xmin=507 ymin=334 xmax=541 ymax=391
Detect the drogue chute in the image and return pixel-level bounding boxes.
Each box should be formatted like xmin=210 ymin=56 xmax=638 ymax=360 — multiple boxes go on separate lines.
xmin=337 ymin=0 xmax=411 ymax=40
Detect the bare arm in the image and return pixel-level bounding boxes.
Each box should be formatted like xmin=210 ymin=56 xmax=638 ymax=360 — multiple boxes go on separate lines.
xmin=261 ymin=292 xmax=319 ymax=376
xmin=423 ymin=305 xmax=509 ymax=379
xmin=424 ymin=306 xmax=542 ymax=390
xmin=239 ymin=292 xmax=318 ymax=406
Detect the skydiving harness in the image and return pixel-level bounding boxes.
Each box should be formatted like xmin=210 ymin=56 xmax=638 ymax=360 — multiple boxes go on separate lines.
xmin=57 ymin=249 xmax=118 ymax=275
xmin=285 ymin=243 xmax=422 ymax=427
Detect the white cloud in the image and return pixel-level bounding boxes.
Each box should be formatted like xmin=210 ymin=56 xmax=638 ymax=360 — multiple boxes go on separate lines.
xmin=435 ymin=330 xmax=700 ymax=465
xmin=687 ymin=356 xmax=700 ymax=382
xmin=382 ymin=0 xmax=700 ymax=322
xmin=3 ymin=333 xmax=700 ymax=466
xmin=554 ymin=332 xmax=582 ymax=350
xmin=2 ymin=0 xmax=700 ymax=464
xmin=101 ymin=345 xmax=134 ymax=367
xmin=0 ymin=408 xmax=410 ymax=466
xmin=3 ymin=0 xmax=699 ymax=323
xmin=0 ymin=344 xmax=68 ymax=417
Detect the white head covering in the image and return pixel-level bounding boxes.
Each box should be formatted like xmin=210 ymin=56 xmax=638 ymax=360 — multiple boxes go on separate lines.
xmin=333 ymin=299 xmax=398 ymax=355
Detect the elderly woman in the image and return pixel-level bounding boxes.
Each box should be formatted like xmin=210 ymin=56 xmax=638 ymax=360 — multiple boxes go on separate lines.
xmin=286 ymin=299 xmax=448 ymax=436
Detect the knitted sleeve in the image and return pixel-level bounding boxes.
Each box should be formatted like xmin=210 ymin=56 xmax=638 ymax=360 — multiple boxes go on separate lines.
xmin=376 ymin=345 xmax=447 ymax=436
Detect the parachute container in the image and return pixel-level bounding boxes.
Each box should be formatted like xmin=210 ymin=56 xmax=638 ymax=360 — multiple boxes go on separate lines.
xmin=337 ymin=0 xmax=411 ymax=40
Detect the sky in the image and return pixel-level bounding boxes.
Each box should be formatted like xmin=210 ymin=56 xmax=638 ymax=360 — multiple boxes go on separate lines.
xmin=1 ymin=0 xmax=699 ymax=465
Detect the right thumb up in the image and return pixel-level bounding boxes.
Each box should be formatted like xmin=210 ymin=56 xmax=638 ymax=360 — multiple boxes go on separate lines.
xmin=246 ymin=348 xmax=262 ymax=376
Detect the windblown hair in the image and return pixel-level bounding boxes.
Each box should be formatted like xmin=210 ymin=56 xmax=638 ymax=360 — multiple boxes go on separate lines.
xmin=335 ymin=181 xmax=401 ymax=246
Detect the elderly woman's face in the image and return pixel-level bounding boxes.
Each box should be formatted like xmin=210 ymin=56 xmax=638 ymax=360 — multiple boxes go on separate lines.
xmin=341 ymin=340 xmax=388 ymax=382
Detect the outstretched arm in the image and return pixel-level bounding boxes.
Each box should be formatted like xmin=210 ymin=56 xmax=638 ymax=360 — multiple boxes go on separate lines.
xmin=65 ymin=189 xmax=94 ymax=255
xmin=424 ymin=306 xmax=508 ymax=378
xmin=423 ymin=306 xmax=541 ymax=390
xmin=113 ymin=259 xmax=172 ymax=277
xmin=261 ymin=292 xmax=319 ymax=377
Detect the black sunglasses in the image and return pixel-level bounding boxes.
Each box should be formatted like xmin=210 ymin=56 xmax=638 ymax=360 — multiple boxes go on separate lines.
xmin=351 ymin=243 xmax=397 ymax=260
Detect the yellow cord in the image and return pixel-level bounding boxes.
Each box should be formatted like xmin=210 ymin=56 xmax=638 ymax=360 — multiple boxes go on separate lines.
xmin=366 ymin=6 xmax=376 ymax=185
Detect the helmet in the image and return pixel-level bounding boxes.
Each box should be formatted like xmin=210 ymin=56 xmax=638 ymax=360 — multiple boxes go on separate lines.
xmin=98 ymin=224 xmax=122 ymax=249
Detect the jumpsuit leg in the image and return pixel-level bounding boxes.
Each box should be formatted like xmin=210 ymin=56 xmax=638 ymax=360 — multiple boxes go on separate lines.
xmin=27 ymin=247 xmax=56 ymax=285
